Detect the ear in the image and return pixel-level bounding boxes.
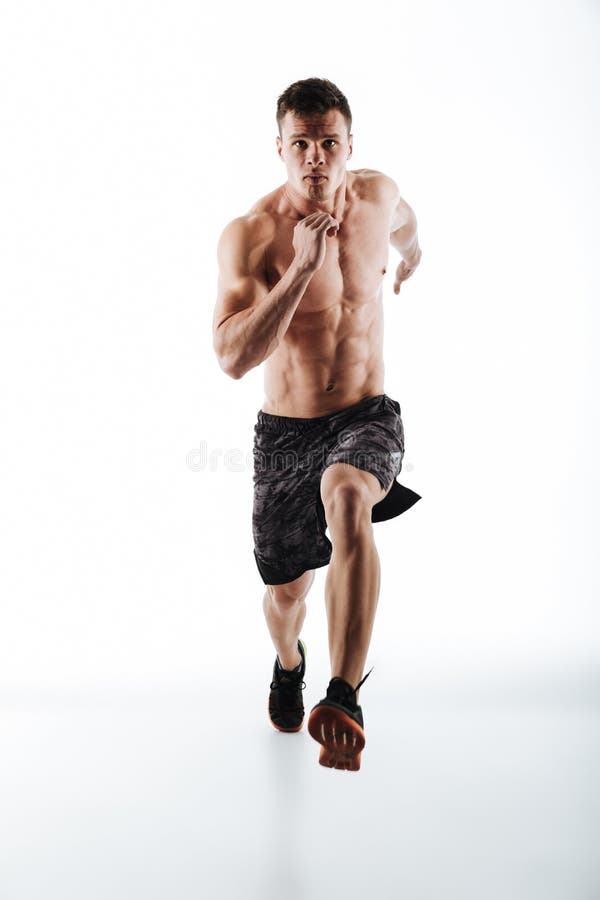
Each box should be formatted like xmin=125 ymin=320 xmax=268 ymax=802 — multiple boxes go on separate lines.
xmin=347 ymin=134 xmax=353 ymax=159
xmin=276 ymin=135 xmax=283 ymax=160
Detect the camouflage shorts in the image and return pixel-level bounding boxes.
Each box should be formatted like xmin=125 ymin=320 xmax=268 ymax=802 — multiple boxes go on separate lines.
xmin=252 ymin=392 xmax=420 ymax=586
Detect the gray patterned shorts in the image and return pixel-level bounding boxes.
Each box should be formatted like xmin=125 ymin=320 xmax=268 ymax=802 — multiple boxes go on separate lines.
xmin=252 ymin=392 xmax=420 ymax=586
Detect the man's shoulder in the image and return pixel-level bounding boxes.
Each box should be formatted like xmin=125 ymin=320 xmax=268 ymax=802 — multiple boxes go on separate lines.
xmin=218 ymin=200 xmax=277 ymax=253
xmin=350 ymin=167 xmax=392 ymax=181
xmin=349 ymin=168 xmax=399 ymax=201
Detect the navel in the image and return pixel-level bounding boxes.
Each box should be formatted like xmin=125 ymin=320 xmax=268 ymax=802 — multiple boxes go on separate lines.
xmin=326 ymin=382 xmax=335 ymax=392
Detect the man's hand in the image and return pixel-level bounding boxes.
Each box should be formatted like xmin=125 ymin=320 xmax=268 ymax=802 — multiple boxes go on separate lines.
xmin=292 ymin=212 xmax=339 ymax=274
xmin=393 ymin=248 xmax=422 ymax=294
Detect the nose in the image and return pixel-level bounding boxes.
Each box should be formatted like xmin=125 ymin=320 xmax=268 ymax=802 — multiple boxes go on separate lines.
xmin=306 ymin=143 xmax=326 ymax=166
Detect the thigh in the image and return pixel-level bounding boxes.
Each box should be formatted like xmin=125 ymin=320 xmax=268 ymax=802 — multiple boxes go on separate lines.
xmin=252 ymin=424 xmax=332 ymax=585
xmin=324 ymin=394 xmax=405 ymax=497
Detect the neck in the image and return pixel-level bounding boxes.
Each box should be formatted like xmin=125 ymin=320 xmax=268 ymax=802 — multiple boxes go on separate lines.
xmin=283 ymin=173 xmax=348 ymax=222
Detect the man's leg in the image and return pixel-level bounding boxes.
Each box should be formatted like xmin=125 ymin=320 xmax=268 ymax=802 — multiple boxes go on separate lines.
xmin=262 ymin=569 xmax=315 ymax=670
xmin=320 ymin=463 xmax=390 ymax=701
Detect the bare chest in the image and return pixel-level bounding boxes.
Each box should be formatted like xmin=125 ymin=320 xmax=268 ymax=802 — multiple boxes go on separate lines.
xmin=265 ymin=204 xmax=391 ymax=311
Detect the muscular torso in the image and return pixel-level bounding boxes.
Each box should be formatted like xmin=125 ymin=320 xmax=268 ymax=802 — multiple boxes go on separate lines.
xmin=251 ymin=170 xmax=396 ymax=417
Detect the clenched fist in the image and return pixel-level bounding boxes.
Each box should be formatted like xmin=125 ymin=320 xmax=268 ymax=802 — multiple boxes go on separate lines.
xmin=292 ymin=212 xmax=339 ymax=273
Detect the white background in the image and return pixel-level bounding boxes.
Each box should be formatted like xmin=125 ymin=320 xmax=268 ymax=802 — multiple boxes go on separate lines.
xmin=1 ymin=0 xmax=598 ymax=689
xmin=1 ymin=1 xmax=599 ymax=898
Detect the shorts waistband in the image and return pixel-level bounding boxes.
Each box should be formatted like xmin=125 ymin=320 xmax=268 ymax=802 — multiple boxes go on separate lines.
xmin=256 ymin=393 xmax=390 ymax=433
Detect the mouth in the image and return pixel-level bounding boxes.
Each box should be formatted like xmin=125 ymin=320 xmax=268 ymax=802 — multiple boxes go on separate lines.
xmin=306 ymin=176 xmax=326 ymax=184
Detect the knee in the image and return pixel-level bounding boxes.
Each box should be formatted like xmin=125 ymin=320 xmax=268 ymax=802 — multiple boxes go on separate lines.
xmin=266 ymin=569 xmax=315 ymax=606
xmin=323 ymin=481 xmax=372 ymax=536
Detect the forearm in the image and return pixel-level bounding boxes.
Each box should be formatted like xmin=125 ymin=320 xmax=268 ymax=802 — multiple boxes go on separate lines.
xmin=215 ymin=261 xmax=315 ymax=379
xmin=390 ymin=228 xmax=422 ymax=268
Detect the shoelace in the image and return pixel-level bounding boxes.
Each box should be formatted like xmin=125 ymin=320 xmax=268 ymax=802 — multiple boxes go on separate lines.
xmin=357 ymin=666 xmax=374 ymax=690
xmin=270 ymin=670 xmax=307 ymax=693
xmin=269 ymin=664 xmax=373 ymax=701
xmin=327 ymin=666 xmax=374 ymax=706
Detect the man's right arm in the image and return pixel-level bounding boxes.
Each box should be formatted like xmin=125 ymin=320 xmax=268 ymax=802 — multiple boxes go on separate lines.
xmin=212 ymin=217 xmax=316 ymax=380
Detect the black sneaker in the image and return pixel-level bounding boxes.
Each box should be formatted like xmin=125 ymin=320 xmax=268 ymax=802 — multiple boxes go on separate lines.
xmin=307 ymin=667 xmax=374 ymax=770
xmin=267 ymin=639 xmax=307 ymax=733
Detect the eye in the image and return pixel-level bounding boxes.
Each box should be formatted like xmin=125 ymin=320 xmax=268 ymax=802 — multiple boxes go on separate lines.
xmin=292 ymin=140 xmax=337 ymax=148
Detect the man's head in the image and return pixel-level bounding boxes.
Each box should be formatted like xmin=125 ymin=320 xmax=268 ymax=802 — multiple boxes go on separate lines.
xmin=275 ymin=77 xmax=353 ymax=203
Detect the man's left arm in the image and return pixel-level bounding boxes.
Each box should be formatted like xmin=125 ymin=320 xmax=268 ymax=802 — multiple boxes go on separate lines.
xmin=389 ymin=191 xmax=422 ymax=295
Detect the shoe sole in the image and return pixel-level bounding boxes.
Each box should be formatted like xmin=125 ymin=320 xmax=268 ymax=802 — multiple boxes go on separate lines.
xmin=307 ymin=704 xmax=366 ymax=771
xmin=268 ymin=639 xmax=307 ymax=733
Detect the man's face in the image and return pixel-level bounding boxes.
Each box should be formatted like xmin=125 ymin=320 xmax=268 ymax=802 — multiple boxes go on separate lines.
xmin=276 ymin=109 xmax=353 ymax=202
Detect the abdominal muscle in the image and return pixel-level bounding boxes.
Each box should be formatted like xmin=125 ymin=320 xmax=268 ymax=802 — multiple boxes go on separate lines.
xmin=261 ymin=292 xmax=385 ymax=418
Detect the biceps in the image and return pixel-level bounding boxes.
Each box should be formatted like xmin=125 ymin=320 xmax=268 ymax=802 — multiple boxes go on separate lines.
xmin=214 ymin=220 xmax=269 ymax=333
xmin=391 ymin=204 xmax=418 ymax=245
xmin=213 ymin=273 xmax=267 ymax=333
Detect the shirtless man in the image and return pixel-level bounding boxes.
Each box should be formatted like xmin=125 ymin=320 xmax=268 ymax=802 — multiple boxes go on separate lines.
xmin=212 ymin=78 xmax=422 ymax=771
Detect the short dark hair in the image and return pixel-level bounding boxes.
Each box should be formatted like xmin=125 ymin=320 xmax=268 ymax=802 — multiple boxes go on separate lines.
xmin=276 ymin=77 xmax=352 ymax=138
